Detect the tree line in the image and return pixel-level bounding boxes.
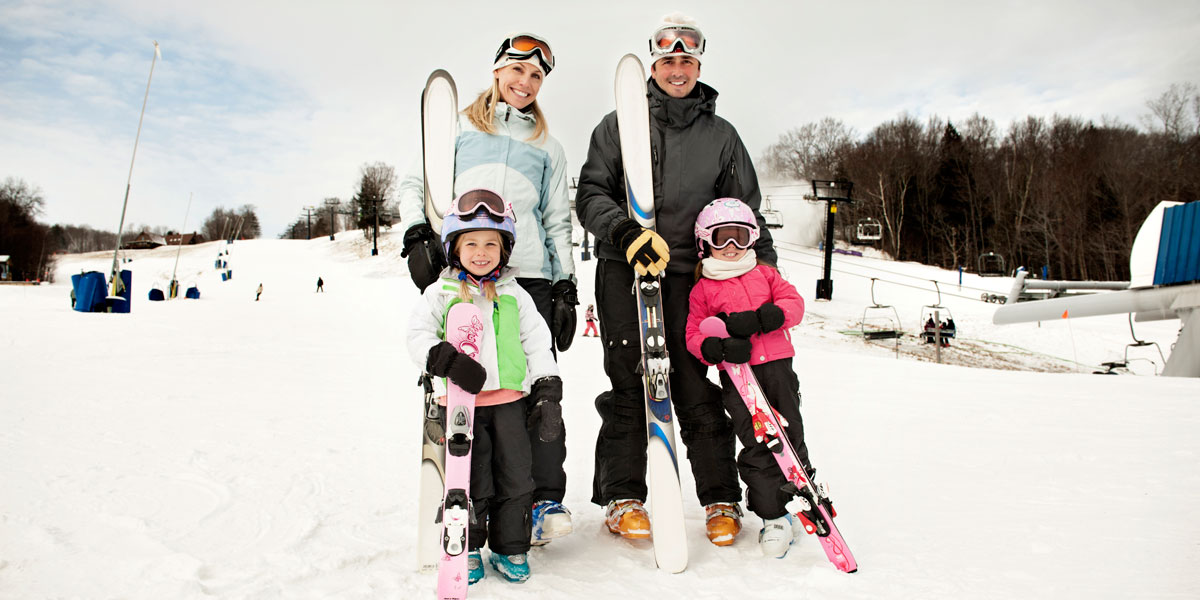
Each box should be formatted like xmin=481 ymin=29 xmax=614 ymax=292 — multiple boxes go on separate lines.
xmin=281 ymin=161 xmax=398 ymax=241
xmin=0 ymin=175 xmax=261 ymax=282
xmin=760 ymin=83 xmax=1200 ymax=281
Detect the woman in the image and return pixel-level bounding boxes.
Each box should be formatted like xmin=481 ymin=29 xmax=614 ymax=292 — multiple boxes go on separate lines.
xmin=398 ymin=33 xmax=577 ymax=547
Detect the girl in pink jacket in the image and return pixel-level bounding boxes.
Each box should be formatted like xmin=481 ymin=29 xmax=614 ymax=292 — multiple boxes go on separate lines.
xmin=684 ymin=198 xmax=815 ymax=558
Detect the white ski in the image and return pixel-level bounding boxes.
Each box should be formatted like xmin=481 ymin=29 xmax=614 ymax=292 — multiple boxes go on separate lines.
xmin=614 ymin=53 xmax=688 ymax=574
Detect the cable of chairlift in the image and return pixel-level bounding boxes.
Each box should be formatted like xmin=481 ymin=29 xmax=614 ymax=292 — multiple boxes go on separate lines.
xmin=772 ymin=240 xmax=1003 ymax=302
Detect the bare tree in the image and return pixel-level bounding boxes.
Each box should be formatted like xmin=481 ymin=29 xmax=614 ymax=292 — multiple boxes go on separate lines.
xmin=760 ymin=118 xmax=856 ymax=181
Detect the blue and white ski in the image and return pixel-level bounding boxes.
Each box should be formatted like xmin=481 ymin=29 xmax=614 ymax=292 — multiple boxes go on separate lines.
xmin=614 ymin=53 xmax=687 ymax=574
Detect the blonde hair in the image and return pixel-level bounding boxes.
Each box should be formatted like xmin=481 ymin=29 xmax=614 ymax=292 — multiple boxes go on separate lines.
xmin=464 ymin=71 xmax=548 ymax=143
xmin=451 ymin=233 xmax=510 ymax=302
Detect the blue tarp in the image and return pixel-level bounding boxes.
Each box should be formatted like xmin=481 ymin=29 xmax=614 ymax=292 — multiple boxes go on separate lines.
xmin=1154 ymin=201 xmax=1199 ymax=286
xmin=107 ymin=270 xmax=132 ymax=313
xmin=185 ymin=286 xmax=200 ymax=299
xmin=149 ymin=288 xmax=165 ymax=301
xmin=71 ymin=271 xmax=107 ymax=312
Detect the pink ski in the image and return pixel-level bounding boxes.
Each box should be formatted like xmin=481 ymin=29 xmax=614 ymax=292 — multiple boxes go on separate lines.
xmin=437 ymin=303 xmax=485 ymax=599
xmin=699 ymin=316 xmax=858 ymax=573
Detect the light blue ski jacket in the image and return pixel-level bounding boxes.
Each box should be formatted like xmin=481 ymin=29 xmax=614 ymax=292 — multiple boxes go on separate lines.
xmin=398 ymin=103 xmax=575 ymax=283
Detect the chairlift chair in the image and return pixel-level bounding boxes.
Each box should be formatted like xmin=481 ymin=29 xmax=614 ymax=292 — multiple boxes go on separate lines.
xmin=855 ymin=218 xmax=882 ymax=243
xmin=978 ymin=252 xmax=1006 ymax=277
xmin=761 ymin=196 xmax=784 ymax=230
xmin=1094 ymin=313 xmax=1166 ymax=375
xmin=861 ymin=278 xmax=902 ymax=356
xmin=919 ymin=280 xmax=956 ymax=344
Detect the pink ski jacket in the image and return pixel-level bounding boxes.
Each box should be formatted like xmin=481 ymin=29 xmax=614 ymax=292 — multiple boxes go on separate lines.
xmin=686 ymin=264 xmax=805 ymax=368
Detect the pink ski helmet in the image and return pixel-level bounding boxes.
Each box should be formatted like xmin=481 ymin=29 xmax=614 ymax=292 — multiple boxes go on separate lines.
xmin=694 ymin=197 xmax=760 ymax=257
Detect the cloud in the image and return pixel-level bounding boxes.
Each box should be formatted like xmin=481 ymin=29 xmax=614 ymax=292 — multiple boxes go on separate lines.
xmin=3 ymin=0 xmax=1199 ymax=238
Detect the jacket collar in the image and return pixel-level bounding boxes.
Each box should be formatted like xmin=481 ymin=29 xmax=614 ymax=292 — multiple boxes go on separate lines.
xmin=494 ymin=101 xmax=538 ymax=126
xmin=647 ymin=79 xmax=718 ymax=129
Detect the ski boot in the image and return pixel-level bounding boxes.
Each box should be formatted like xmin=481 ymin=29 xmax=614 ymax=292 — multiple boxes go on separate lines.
xmin=489 ymin=552 xmax=531 ymax=583
xmin=605 ymin=499 xmax=651 ymax=539
xmin=531 ymin=500 xmax=573 ymax=546
xmin=467 ymin=550 xmax=484 ymax=584
xmin=704 ymin=502 xmax=743 ymax=546
xmin=759 ymin=514 xmax=799 ymax=558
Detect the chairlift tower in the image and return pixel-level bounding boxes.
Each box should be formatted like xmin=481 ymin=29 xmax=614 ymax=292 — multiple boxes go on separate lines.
xmin=812 ymin=179 xmax=854 ymax=300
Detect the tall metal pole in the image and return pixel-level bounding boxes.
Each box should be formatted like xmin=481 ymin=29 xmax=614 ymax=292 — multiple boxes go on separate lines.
xmin=109 ymin=41 xmax=161 ymax=297
xmin=170 ymin=192 xmax=192 ymax=298
xmin=816 ymin=200 xmax=837 ymax=300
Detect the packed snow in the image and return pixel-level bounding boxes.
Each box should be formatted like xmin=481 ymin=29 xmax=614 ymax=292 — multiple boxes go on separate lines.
xmin=2 ymin=229 xmax=1197 ymax=599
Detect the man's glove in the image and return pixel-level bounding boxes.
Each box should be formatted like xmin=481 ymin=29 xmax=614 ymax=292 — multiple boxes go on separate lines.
xmin=426 ymin=341 xmax=486 ymax=394
xmin=527 ymin=376 xmax=564 ymax=442
xmin=700 ymin=336 xmax=753 ymax=365
xmin=401 ymin=223 xmax=447 ymax=291
xmin=550 ymin=279 xmax=579 ymax=352
xmin=611 ymin=219 xmax=669 ymax=277
xmin=725 ymin=302 xmax=787 ymax=337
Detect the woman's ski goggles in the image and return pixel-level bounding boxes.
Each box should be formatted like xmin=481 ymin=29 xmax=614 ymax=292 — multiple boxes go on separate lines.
xmin=649 ymin=25 xmax=705 ymax=58
xmin=708 ymin=224 xmax=754 ymax=249
xmin=451 ymin=189 xmax=514 ymax=223
xmin=495 ymin=34 xmax=555 ymax=75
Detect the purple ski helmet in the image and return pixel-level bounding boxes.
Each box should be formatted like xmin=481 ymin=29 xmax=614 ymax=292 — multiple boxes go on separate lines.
xmin=441 ymin=188 xmax=517 ymax=269
xmin=694 ymin=197 xmax=759 ymax=257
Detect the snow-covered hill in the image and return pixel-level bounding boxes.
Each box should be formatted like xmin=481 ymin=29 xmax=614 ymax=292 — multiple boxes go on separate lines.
xmin=2 ymin=232 xmax=1196 ymax=599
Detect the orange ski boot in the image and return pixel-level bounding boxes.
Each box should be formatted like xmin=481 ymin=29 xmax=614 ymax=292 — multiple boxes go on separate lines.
xmin=705 ymin=502 xmax=743 ymax=546
xmin=605 ymin=499 xmax=651 ymax=540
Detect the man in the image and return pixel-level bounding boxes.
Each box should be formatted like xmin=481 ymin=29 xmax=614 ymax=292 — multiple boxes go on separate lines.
xmin=575 ymin=14 xmax=778 ymax=547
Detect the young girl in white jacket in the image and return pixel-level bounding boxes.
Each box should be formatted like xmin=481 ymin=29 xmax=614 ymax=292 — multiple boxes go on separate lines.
xmin=407 ymin=189 xmax=561 ymax=585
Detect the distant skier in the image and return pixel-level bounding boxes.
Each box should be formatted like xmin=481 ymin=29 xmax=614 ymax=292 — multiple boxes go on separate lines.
xmin=581 ymin=304 xmax=599 ymax=337
xmin=407 ymin=190 xmax=561 ymax=585
xmin=255 ymin=283 xmax=263 ymax=301
xmin=316 ymin=277 xmax=324 ymax=293
xmin=684 ymin=198 xmax=819 ymax=558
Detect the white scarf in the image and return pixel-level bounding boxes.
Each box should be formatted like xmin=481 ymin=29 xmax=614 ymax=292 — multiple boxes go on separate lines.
xmin=700 ymin=249 xmax=757 ymax=281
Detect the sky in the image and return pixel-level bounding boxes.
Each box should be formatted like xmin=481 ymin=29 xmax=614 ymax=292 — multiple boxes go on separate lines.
xmin=2 ymin=0 xmax=1199 ymax=239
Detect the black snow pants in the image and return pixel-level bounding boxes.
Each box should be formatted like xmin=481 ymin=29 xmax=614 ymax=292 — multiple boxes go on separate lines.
xmin=468 ymin=398 xmax=534 ymax=555
xmin=718 ymin=358 xmax=814 ymax=520
xmin=515 ymin=277 xmax=568 ymax=504
xmin=590 ymin=258 xmax=740 ymax=507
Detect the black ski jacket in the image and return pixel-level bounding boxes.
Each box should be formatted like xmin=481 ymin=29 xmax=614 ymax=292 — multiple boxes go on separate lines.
xmin=576 ymin=79 xmax=776 ymax=274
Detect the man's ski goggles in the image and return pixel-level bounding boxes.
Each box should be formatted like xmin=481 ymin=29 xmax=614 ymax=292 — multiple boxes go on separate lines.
xmin=451 ymin=189 xmax=514 ymax=223
xmin=649 ymin=25 xmax=705 ymax=58
xmin=495 ymin=34 xmax=555 ymax=75
xmin=709 ymin=224 xmax=754 ymax=249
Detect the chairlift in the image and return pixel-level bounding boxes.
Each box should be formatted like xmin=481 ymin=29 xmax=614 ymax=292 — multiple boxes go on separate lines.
xmin=861 ymin=278 xmax=902 ymax=356
xmin=919 ymin=280 xmax=956 ymax=345
xmin=761 ymin=196 xmax=784 ymax=230
xmin=978 ymin=252 xmax=1006 ymax=277
xmin=855 ymin=218 xmax=882 ymax=242
xmin=1094 ymin=313 xmax=1166 ymax=375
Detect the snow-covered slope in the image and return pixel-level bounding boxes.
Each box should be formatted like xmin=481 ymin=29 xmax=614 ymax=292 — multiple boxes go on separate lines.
xmin=1 ymin=232 xmax=1196 ymax=599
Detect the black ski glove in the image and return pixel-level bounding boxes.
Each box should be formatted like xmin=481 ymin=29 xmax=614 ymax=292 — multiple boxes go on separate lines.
xmin=756 ymin=303 xmax=786 ymax=333
xmin=611 ymin=219 xmax=669 ymax=277
xmin=401 ymin=223 xmax=447 ymax=291
xmin=724 ymin=303 xmax=787 ymax=337
xmin=426 ymin=341 xmax=486 ymax=394
xmin=527 ymin=376 xmax=564 ymax=442
xmin=700 ymin=336 xmax=752 ymax=365
xmin=723 ymin=310 xmax=761 ymax=338
xmin=550 ymin=279 xmax=579 ymax=352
